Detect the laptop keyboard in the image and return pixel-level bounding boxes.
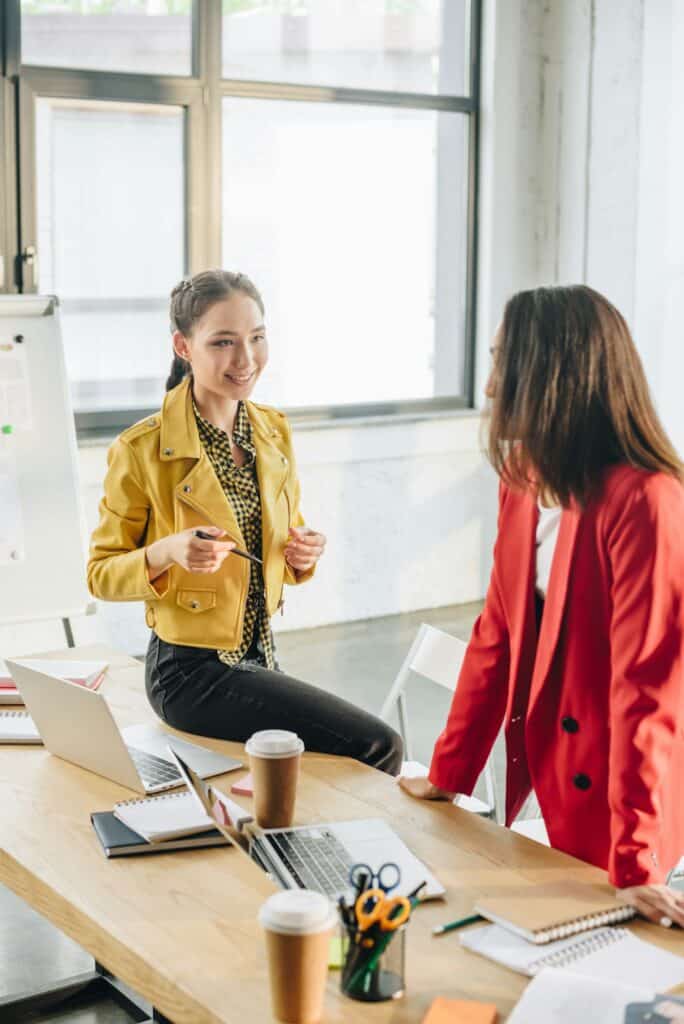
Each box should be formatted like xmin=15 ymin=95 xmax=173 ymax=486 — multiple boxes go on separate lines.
xmin=127 ymin=746 xmax=182 ymax=788
xmin=267 ymin=828 xmax=354 ymax=897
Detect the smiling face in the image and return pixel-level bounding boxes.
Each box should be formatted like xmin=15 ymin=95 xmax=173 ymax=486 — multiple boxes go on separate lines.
xmin=172 ymin=291 xmax=268 ymax=400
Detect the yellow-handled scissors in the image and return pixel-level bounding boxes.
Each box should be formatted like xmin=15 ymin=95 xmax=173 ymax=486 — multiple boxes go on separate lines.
xmin=354 ymin=888 xmax=411 ymax=936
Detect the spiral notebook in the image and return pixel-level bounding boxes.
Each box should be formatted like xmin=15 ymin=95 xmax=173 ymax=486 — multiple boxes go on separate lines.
xmin=113 ymin=788 xmax=252 ymax=843
xmin=91 ymin=811 xmax=229 ymax=858
xmin=461 ymin=924 xmax=684 ymax=990
xmin=474 ymin=880 xmax=635 ymax=943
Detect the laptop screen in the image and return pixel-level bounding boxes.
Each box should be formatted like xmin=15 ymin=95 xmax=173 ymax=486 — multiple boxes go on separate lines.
xmin=167 ymin=745 xmax=252 ymax=858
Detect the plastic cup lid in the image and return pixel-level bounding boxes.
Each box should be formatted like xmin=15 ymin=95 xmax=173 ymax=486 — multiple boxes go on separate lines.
xmin=259 ymin=890 xmax=337 ymax=935
xmin=246 ymin=729 xmax=304 ymax=759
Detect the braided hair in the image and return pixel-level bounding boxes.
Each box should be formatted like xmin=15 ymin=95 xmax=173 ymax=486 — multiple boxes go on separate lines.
xmin=166 ymin=270 xmax=265 ymax=391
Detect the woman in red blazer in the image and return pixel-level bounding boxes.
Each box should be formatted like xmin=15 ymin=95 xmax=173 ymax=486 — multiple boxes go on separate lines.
xmin=401 ymin=285 xmax=684 ymax=927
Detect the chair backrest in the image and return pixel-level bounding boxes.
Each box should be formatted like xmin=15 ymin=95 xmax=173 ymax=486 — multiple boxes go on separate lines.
xmin=408 ymin=624 xmax=467 ymax=691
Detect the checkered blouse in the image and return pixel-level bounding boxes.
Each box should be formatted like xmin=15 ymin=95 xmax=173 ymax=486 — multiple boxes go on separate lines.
xmin=193 ymin=400 xmax=276 ymax=670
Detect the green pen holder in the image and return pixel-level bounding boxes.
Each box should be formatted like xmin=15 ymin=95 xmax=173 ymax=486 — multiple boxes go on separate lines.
xmin=340 ymin=924 xmax=406 ymax=1003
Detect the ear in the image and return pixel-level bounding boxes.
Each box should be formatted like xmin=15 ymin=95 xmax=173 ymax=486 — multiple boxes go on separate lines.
xmin=172 ymin=330 xmax=192 ymax=362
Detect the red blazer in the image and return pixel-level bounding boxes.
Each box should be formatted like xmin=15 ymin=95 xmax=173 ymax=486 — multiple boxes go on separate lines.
xmin=429 ymin=464 xmax=684 ymax=887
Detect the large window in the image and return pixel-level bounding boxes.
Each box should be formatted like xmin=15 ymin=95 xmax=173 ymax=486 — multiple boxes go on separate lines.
xmin=222 ymin=99 xmax=467 ymax=407
xmin=36 ymin=99 xmax=185 ymax=409
xmin=21 ymin=1 xmax=193 ymax=76
xmin=221 ymin=1 xmax=470 ymax=94
xmin=2 ymin=1 xmax=480 ymax=432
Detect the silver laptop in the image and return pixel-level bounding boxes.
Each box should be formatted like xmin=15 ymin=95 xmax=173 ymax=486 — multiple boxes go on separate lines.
xmin=6 ymin=659 xmax=242 ymax=794
xmin=170 ymin=748 xmax=446 ymax=902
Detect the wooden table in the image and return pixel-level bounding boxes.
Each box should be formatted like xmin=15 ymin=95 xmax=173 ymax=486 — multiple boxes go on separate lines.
xmin=1 ymin=645 xmax=683 ymax=1022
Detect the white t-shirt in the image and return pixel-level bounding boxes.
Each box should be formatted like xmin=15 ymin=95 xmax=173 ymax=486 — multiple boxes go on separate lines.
xmin=535 ymin=501 xmax=562 ymax=598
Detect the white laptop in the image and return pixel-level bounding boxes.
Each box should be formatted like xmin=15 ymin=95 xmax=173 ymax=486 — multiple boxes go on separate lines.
xmin=169 ymin=748 xmax=446 ymax=902
xmin=6 ymin=659 xmax=242 ymax=794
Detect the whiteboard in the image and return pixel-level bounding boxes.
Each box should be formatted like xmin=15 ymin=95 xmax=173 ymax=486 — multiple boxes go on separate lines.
xmin=0 ymin=295 xmax=91 ymax=624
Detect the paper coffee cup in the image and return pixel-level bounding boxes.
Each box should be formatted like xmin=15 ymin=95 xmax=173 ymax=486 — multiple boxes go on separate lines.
xmin=246 ymin=730 xmax=305 ymax=829
xmin=259 ymin=890 xmax=337 ymax=1024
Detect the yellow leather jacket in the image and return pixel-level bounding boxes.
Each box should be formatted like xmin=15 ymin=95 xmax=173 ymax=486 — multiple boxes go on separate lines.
xmin=87 ymin=378 xmax=313 ymax=649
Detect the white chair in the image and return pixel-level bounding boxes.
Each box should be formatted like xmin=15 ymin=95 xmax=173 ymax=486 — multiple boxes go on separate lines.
xmin=512 ymin=819 xmax=549 ymax=844
xmin=511 ymin=790 xmax=549 ymax=845
xmin=380 ymin=623 xmax=499 ymax=821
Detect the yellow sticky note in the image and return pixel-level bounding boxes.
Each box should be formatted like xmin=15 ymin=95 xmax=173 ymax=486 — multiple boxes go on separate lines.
xmin=328 ymin=935 xmax=345 ymax=970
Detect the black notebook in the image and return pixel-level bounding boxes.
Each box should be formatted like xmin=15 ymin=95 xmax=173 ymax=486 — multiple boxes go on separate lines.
xmin=91 ymin=811 xmax=230 ymax=858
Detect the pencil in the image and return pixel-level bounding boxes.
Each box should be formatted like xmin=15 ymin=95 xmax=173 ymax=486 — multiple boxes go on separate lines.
xmin=432 ymin=913 xmax=484 ymax=936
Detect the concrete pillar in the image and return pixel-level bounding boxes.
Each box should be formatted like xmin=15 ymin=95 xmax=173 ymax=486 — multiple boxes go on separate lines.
xmin=584 ymin=0 xmax=644 ymax=323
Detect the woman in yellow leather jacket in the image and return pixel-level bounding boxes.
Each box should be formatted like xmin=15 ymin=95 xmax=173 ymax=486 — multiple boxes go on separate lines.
xmin=88 ymin=269 xmax=402 ymax=774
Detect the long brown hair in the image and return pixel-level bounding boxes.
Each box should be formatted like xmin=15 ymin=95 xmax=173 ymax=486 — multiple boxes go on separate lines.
xmin=487 ymin=284 xmax=683 ymax=506
xmin=166 ymin=269 xmax=265 ymax=391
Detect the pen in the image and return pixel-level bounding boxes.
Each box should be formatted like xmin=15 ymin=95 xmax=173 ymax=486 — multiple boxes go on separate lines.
xmin=194 ymin=529 xmax=263 ymax=565
xmin=407 ymin=880 xmax=427 ymax=907
xmin=432 ymin=912 xmax=484 ymax=936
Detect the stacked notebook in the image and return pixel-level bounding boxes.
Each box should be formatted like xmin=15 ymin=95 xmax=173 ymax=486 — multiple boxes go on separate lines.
xmin=0 ymin=658 xmax=109 ymax=743
xmin=460 ymin=881 xmax=684 ymax=996
xmin=92 ymin=788 xmax=253 ymax=858
xmin=0 ymin=658 xmax=107 ymax=705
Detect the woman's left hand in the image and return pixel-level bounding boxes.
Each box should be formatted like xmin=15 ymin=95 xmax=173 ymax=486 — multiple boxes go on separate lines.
xmin=284 ymin=527 xmax=326 ymax=573
xmin=617 ymin=884 xmax=684 ymax=928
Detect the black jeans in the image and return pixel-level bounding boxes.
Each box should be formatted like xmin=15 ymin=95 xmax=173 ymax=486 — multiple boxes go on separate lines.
xmin=145 ymin=633 xmax=403 ymax=776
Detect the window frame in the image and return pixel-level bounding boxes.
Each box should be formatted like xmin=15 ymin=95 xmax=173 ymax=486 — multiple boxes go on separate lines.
xmin=1 ymin=0 xmax=481 ymax=438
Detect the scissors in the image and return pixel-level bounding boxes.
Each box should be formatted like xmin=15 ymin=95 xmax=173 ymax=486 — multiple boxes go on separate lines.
xmin=354 ymin=889 xmax=411 ymax=938
xmin=349 ymin=860 xmax=401 ymax=897
xmin=348 ymin=890 xmax=411 ymax=991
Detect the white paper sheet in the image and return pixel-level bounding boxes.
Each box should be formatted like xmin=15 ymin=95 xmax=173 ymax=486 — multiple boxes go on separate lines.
xmin=508 ymin=969 xmax=654 ymax=1024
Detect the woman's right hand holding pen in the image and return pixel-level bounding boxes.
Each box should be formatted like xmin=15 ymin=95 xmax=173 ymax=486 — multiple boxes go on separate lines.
xmin=146 ymin=526 xmax=235 ymax=580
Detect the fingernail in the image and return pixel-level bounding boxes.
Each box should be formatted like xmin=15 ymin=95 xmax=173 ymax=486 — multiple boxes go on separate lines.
xmin=659 ymin=915 xmax=673 ymax=928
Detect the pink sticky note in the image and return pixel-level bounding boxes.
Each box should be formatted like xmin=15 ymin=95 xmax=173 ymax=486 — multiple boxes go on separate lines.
xmin=230 ymin=772 xmax=253 ymax=796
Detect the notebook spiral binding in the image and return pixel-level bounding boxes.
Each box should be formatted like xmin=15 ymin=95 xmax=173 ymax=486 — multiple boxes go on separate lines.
xmin=116 ymin=791 xmax=190 ymax=809
xmin=534 ymin=904 xmax=635 ymax=943
xmin=528 ymin=927 xmax=627 ymax=975
xmin=0 ymin=711 xmax=30 ymax=719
